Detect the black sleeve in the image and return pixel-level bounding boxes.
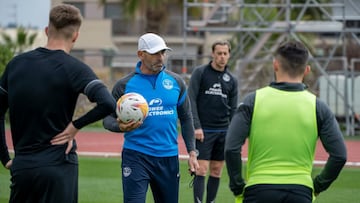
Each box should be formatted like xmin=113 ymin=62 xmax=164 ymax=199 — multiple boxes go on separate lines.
xmin=173 ymin=71 xmax=197 ymax=153
xmin=0 ymin=94 xmax=11 ymax=167
xmin=224 ymin=92 xmax=255 ymax=196
xmin=313 ymin=99 xmax=347 ymax=194
xmin=102 ymin=79 xmax=127 ymax=133
xmin=72 ymin=80 xmax=116 ymax=129
xmin=178 ymin=93 xmax=196 ymax=153
xmin=228 ymin=74 xmax=239 ymax=120
xmin=0 ymin=69 xmax=11 ymax=167
xmin=0 ymin=114 xmax=10 ymax=167
xmin=103 ymin=114 xmax=121 ymax=132
xmin=187 ymin=67 xmax=203 ymax=129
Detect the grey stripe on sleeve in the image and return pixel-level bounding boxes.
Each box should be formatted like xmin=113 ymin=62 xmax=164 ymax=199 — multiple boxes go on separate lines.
xmin=84 ymin=79 xmax=103 ymax=95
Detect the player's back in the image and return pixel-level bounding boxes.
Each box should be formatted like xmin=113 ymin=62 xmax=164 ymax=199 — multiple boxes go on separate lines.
xmin=5 ymin=47 xmax=95 ymax=154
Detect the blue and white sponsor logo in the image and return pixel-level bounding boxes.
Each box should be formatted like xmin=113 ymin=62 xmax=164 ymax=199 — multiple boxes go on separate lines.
xmin=148 ymin=98 xmax=174 ymax=116
xmin=148 ymin=98 xmax=162 ymax=106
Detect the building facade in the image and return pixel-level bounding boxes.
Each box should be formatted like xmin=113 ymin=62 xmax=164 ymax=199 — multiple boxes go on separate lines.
xmin=51 ymin=0 xmax=216 ymax=83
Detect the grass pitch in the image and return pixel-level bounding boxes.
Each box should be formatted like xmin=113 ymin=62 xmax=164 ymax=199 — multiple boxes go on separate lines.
xmin=0 ymin=156 xmax=359 ymax=202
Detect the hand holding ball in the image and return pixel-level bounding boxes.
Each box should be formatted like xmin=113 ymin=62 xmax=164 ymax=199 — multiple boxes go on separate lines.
xmin=116 ymin=93 xmax=149 ymax=123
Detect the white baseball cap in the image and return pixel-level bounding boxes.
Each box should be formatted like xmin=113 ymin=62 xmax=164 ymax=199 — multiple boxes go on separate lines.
xmin=138 ymin=33 xmax=172 ymax=54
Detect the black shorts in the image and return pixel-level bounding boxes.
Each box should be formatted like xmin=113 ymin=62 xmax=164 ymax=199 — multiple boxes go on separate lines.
xmin=244 ymin=184 xmax=313 ymax=203
xmin=9 ymin=163 xmax=78 ymax=203
xmin=196 ymin=131 xmax=226 ymax=161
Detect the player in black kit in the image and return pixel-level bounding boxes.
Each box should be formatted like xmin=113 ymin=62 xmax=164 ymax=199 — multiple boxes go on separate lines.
xmin=0 ymin=4 xmax=115 ymax=203
xmin=188 ymin=40 xmax=238 ymax=203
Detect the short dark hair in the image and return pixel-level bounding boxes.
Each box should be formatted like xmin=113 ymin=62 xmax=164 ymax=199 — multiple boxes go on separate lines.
xmin=48 ymin=4 xmax=82 ymax=39
xmin=212 ymin=40 xmax=231 ymax=53
xmin=274 ymin=40 xmax=309 ymax=77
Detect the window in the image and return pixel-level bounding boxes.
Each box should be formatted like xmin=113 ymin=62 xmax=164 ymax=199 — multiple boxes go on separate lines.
xmin=169 ymin=59 xmax=196 ymax=74
xmin=104 ymin=3 xmax=123 ymax=19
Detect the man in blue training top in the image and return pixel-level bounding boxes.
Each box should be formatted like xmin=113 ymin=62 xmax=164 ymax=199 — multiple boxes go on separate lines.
xmin=103 ymin=33 xmax=199 ymax=203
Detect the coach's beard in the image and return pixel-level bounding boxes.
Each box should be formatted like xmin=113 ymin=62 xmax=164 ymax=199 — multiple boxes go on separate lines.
xmin=149 ymin=63 xmax=163 ymax=72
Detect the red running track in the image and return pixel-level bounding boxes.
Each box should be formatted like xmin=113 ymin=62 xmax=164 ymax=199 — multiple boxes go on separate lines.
xmin=5 ymin=130 xmax=360 ymax=166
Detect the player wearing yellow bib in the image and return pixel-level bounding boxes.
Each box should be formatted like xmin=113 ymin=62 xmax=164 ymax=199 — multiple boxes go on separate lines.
xmin=224 ymin=40 xmax=347 ymax=203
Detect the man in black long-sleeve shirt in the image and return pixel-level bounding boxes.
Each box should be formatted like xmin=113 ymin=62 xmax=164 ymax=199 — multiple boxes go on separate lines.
xmin=225 ymin=40 xmax=347 ymax=203
xmin=188 ymin=40 xmax=238 ymax=203
xmin=0 ymin=4 xmax=115 ymax=203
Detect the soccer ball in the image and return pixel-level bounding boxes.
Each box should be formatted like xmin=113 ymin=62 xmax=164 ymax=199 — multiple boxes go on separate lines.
xmin=116 ymin=92 xmax=149 ymax=123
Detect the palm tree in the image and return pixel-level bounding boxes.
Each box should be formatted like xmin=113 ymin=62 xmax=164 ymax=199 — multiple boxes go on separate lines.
xmin=1 ymin=26 xmax=37 ymax=54
xmin=0 ymin=27 xmax=37 ymax=76
xmin=0 ymin=44 xmax=13 ymax=75
xmin=98 ymin=0 xmax=182 ymax=34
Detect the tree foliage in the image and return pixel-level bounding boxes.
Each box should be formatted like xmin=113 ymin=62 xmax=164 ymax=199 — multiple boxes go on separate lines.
xmin=0 ymin=26 xmax=37 ymax=76
xmin=1 ymin=26 xmax=37 ymax=54
xmin=0 ymin=44 xmax=13 ymax=76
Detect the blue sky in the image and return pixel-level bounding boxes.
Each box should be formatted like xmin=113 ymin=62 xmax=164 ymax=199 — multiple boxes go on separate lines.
xmin=0 ymin=0 xmax=50 ymax=29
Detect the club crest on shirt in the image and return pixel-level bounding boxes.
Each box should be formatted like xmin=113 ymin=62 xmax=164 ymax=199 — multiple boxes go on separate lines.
xmin=162 ymin=79 xmax=173 ymax=90
xmin=123 ymin=167 xmax=132 ymax=177
xmin=222 ymin=73 xmax=230 ymax=82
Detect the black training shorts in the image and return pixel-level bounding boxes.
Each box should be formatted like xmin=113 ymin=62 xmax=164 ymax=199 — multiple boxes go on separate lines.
xmin=196 ymin=131 xmax=226 ymax=161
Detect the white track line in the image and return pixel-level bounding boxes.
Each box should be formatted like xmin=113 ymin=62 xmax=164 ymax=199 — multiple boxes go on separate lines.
xmin=78 ymin=152 xmax=360 ymax=167
xmin=78 ymin=151 xmax=121 ymax=157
